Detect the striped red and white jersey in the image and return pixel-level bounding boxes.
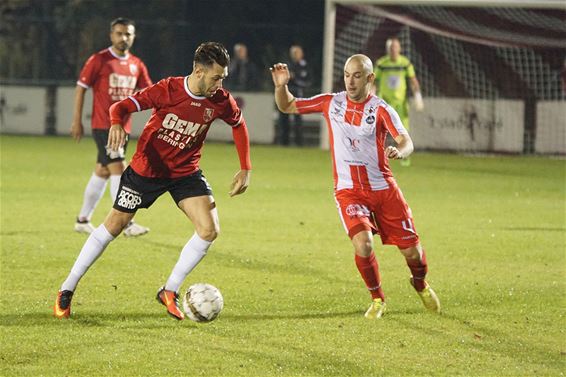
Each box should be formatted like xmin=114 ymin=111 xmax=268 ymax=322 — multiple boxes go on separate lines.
xmin=296 ymin=92 xmax=408 ymax=191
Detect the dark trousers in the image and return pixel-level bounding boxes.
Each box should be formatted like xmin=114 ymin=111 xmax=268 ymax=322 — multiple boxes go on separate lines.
xmin=277 ymin=113 xmax=303 ymax=146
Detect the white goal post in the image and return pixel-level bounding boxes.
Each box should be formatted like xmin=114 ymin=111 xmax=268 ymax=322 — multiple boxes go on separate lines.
xmin=320 ymin=0 xmax=566 ymax=154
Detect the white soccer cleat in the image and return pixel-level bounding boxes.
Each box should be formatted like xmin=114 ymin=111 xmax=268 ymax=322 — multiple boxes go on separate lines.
xmin=74 ymin=219 xmax=95 ymax=234
xmin=364 ymin=298 xmax=387 ymax=319
xmin=123 ymin=222 xmax=150 ymax=237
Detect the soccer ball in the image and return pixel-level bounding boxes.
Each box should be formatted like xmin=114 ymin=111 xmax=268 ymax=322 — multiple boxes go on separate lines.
xmin=183 ymin=283 xmax=224 ymax=322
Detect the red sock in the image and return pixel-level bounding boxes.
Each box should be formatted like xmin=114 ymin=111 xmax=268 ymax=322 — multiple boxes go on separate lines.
xmin=355 ymin=252 xmax=385 ymax=301
xmin=406 ymin=248 xmax=428 ymax=291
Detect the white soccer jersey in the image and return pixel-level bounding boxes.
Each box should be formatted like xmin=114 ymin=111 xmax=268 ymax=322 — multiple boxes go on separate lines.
xmin=296 ymin=92 xmax=408 ymax=191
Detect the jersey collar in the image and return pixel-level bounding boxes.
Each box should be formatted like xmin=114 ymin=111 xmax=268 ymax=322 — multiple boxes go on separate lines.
xmin=184 ymin=76 xmax=207 ymax=100
xmin=107 ymin=47 xmax=130 ymax=60
xmin=346 ymin=93 xmax=372 ymax=106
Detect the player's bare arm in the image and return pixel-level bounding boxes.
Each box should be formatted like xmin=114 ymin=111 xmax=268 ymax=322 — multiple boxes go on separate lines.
xmin=229 ymin=169 xmax=251 ymax=197
xmin=270 ymin=63 xmax=298 ymax=114
xmin=108 ymin=123 xmax=126 ymax=151
xmin=386 ymin=134 xmax=414 ymax=160
xmin=70 ymin=85 xmax=87 ymax=142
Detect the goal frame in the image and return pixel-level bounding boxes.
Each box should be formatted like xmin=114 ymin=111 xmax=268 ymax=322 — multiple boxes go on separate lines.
xmin=320 ymin=0 xmax=566 ymax=149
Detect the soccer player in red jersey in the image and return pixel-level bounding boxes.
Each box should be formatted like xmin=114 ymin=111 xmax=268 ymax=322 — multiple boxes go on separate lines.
xmin=71 ymin=18 xmax=152 ymax=237
xmin=55 ymin=42 xmax=252 ymax=320
xmin=271 ymin=55 xmax=440 ymax=319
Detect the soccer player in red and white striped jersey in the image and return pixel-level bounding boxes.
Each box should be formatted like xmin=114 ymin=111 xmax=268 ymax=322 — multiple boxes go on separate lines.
xmin=55 ymin=42 xmax=251 ymax=320
xmin=71 ymin=18 xmax=152 ymax=237
xmin=271 ymin=54 xmax=440 ymax=319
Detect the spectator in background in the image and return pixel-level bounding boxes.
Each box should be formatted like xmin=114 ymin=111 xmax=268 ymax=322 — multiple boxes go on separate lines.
xmin=70 ymin=17 xmax=152 ymax=236
xmin=226 ymin=43 xmax=259 ymax=91
xmin=374 ymin=37 xmax=423 ymax=167
xmin=276 ymin=45 xmax=310 ymax=146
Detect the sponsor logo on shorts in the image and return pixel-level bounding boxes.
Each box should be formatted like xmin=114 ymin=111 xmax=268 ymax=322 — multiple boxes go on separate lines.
xmin=345 ymin=204 xmax=370 ymax=218
xmin=117 ymin=186 xmax=142 ymax=209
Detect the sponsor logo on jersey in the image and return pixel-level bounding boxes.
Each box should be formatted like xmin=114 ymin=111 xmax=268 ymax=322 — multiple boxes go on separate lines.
xmin=344 ymin=136 xmax=361 ymax=152
xmin=191 ymin=101 xmax=202 ymax=107
xmin=203 ymin=108 xmax=214 ymax=122
xmin=129 ymin=64 xmax=138 ymax=75
xmin=365 ymin=115 xmax=375 ymax=124
xmin=109 ymin=73 xmax=137 ymax=89
xmin=162 ymin=113 xmax=209 ymax=136
xmin=159 ymin=113 xmax=211 ymax=150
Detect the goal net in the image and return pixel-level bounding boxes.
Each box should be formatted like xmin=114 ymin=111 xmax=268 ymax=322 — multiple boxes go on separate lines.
xmin=322 ymin=0 xmax=566 ymax=154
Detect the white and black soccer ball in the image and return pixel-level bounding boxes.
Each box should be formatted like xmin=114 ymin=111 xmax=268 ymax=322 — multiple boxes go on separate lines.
xmin=183 ymin=283 xmax=224 ymax=322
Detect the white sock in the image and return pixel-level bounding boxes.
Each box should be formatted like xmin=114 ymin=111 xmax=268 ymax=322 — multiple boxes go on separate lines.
xmin=109 ymin=175 xmax=121 ymax=202
xmin=61 ymin=225 xmax=115 ymax=292
xmin=165 ymin=233 xmax=212 ymax=292
xmin=78 ymin=173 xmax=108 ymax=221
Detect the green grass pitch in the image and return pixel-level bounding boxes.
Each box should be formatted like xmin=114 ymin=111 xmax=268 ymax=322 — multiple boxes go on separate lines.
xmin=1 ymin=135 xmax=564 ymax=376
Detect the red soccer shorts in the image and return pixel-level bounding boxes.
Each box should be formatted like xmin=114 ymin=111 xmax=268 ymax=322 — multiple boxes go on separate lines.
xmin=334 ymin=185 xmax=419 ymax=249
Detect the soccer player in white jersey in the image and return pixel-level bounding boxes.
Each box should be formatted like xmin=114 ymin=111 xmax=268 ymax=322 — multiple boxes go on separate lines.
xmin=271 ymin=54 xmax=440 ymax=319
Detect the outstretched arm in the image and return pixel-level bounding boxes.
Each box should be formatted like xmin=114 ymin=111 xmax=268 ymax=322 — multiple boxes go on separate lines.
xmin=270 ymin=63 xmax=299 ymax=114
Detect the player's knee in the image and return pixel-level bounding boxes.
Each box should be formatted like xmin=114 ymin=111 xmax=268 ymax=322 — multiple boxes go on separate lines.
xmin=94 ymin=165 xmax=110 ymax=179
xmin=352 ymin=237 xmax=373 ymax=257
xmin=399 ymin=245 xmax=420 ymax=260
xmin=197 ymin=225 xmax=219 ymax=242
xmin=103 ymin=210 xmax=132 ymax=237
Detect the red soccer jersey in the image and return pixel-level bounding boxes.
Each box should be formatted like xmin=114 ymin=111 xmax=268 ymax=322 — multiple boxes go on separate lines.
xmin=118 ymin=76 xmax=243 ymax=178
xmin=77 ymin=47 xmax=152 ymax=133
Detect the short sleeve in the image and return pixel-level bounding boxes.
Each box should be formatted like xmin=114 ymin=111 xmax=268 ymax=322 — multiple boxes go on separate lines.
xmin=378 ymin=103 xmax=408 ymax=138
xmin=220 ymin=93 xmax=242 ymax=127
xmin=295 ymin=93 xmax=333 ymax=114
xmin=77 ymin=54 xmax=101 ymax=88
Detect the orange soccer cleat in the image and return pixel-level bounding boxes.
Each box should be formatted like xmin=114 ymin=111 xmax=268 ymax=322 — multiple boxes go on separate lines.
xmin=156 ymin=287 xmax=185 ymax=320
xmin=54 ymin=290 xmax=74 ymax=319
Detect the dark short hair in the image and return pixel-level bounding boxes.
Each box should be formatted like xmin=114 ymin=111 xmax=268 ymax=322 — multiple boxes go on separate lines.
xmin=110 ymin=17 xmax=135 ymax=31
xmin=194 ymin=42 xmax=230 ymax=68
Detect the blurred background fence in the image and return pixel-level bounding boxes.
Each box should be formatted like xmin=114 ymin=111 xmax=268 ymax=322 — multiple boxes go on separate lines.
xmin=1 ymin=0 xmax=564 ymax=153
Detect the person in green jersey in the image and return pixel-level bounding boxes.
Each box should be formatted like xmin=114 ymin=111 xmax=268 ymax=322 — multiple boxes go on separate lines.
xmin=374 ymin=38 xmax=423 ymax=166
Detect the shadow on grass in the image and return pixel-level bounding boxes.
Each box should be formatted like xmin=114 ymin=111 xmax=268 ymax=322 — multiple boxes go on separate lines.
xmin=141 ymin=238 xmax=356 ymax=285
xmin=0 ymin=311 xmax=185 ymax=328
xmin=223 ymin=309 xmax=361 ymax=321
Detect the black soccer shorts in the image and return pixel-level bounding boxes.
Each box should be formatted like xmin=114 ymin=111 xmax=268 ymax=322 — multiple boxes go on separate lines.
xmin=92 ymin=129 xmax=129 ymax=165
xmin=113 ymin=166 xmax=213 ymax=213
